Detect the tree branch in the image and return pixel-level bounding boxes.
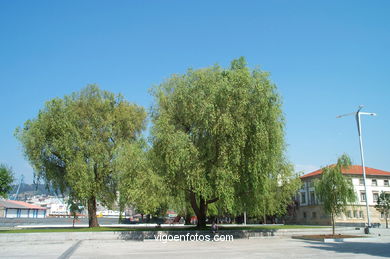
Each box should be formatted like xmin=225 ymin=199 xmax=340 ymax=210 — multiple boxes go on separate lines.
xmin=206 ymin=197 xmax=219 ymax=204
xmin=188 ymin=190 xmax=200 ymax=216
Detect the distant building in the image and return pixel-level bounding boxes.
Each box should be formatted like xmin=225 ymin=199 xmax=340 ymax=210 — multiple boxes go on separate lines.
xmin=25 ymin=195 xmax=70 ymax=216
xmin=25 ymin=195 xmax=124 ymax=218
xmin=0 ymin=199 xmax=47 ymax=218
xmin=292 ymin=165 xmax=390 ymax=226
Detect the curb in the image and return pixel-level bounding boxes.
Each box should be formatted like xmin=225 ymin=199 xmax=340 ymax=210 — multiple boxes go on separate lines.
xmin=292 ymin=235 xmax=377 ymax=243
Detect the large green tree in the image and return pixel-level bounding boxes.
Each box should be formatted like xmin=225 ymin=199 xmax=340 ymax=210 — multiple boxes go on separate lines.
xmin=314 ymin=154 xmax=356 ymax=235
xmin=115 ymin=140 xmax=167 ymax=217
xmin=151 ymin=57 xmax=296 ymax=227
xmin=375 ymin=191 xmax=390 ymax=228
xmin=0 ymin=164 xmax=14 ymax=198
xmin=16 ymin=85 xmax=146 ymax=227
xmin=257 ymin=163 xmax=301 ymax=223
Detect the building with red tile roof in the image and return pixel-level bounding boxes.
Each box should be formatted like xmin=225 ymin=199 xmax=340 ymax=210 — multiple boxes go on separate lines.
xmin=301 ymin=165 xmax=390 ymax=179
xmin=288 ymin=165 xmax=390 ymax=226
xmin=0 ymin=199 xmax=47 ymax=218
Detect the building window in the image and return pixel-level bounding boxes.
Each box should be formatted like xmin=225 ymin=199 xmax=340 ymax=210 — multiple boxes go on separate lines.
xmin=373 ymin=192 xmax=379 ymax=202
xmin=372 ymin=179 xmax=377 ymax=186
xmin=301 ymin=192 xmax=306 ymax=204
xmin=360 ymin=192 xmax=366 ymax=202
xmin=347 ymin=211 xmax=352 ymax=218
xmin=359 ymin=179 xmax=364 ymax=185
xmin=303 ymin=212 xmax=307 ymax=219
xmin=312 ymin=212 xmax=317 ymax=219
xmin=384 ymin=180 xmax=389 ymax=186
xmin=381 ymin=212 xmax=390 ymax=219
xmin=310 ymin=191 xmax=315 ymax=205
xmin=359 ymin=211 xmax=364 ymax=219
xmin=353 ymin=210 xmax=358 ymax=218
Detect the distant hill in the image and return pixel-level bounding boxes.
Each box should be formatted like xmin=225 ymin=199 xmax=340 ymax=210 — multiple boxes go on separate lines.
xmin=8 ymin=183 xmax=59 ymax=199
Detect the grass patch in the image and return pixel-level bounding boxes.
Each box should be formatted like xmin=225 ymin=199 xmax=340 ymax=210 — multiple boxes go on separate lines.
xmin=0 ymin=225 xmax=328 ymax=234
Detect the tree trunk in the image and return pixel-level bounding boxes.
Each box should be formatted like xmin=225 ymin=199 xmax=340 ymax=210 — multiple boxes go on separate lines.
xmin=189 ymin=191 xmax=207 ymax=228
xmin=331 ymin=213 xmax=335 ymax=235
xmin=197 ymin=197 xmax=207 ymax=228
xmin=386 ymin=213 xmax=388 ymax=229
xmin=87 ymin=196 xmax=99 ymax=228
xmin=185 ymin=213 xmax=192 ymax=225
xmin=188 ymin=191 xmax=219 ymax=229
xmin=118 ymin=201 xmax=124 ymax=224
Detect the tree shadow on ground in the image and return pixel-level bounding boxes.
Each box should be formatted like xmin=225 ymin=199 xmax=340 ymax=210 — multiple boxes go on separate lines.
xmin=115 ymin=229 xmax=277 ymax=241
xmin=303 ymin=240 xmax=390 ymax=258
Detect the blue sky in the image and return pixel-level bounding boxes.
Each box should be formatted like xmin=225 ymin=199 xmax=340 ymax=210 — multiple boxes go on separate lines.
xmin=1 ymin=0 xmax=389 ymax=184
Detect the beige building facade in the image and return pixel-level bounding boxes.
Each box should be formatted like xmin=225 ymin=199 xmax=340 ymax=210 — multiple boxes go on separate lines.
xmin=291 ymin=165 xmax=390 ymax=227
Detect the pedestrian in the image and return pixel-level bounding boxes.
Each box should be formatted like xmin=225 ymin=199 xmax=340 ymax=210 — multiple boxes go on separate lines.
xmin=212 ymin=221 xmax=218 ymax=235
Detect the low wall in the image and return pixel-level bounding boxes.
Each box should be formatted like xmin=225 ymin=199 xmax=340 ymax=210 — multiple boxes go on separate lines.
xmin=0 ymin=217 xmax=119 ymax=227
xmin=0 ymin=227 xmax=363 ymax=242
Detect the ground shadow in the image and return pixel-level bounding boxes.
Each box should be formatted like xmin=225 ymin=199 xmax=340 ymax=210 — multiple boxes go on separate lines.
xmin=116 ymin=229 xmax=277 ymax=241
xmin=117 ymin=231 xmax=145 ymax=241
xmin=302 ymin=240 xmax=390 ymax=258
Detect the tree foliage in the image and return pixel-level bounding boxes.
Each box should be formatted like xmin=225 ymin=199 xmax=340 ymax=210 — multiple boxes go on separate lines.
xmin=257 ymin=163 xmax=301 ymax=222
xmin=115 ymin=140 xmax=167 ymax=216
xmin=16 ymin=85 xmax=146 ymax=227
xmin=314 ymin=154 xmax=356 ymax=235
xmin=375 ymin=191 xmax=390 ymax=228
xmin=150 ymin=57 xmax=296 ymax=227
xmin=0 ymin=164 xmax=14 ymax=198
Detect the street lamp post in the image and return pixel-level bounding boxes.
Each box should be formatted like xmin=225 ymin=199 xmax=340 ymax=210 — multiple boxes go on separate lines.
xmin=337 ymin=105 xmax=376 ymax=233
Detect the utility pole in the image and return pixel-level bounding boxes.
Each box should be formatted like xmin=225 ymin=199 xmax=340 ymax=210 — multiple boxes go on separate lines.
xmin=337 ymin=105 xmax=376 ymax=233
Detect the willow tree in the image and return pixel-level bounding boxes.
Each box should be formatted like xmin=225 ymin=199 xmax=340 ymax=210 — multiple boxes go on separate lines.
xmin=256 ymin=163 xmax=301 ymax=223
xmin=0 ymin=164 xmax=14 ymax=198
xmin=16 ymin=85 xmax=146 ymax=227
xmin=375 ymin=192 xmax=390 ymax=228
xmin=115 ymin=140 xmax=168 ymax=219
xmin=151 ymin=57 xmax=294 ymax=227
xmin=315 ymin=154 xmax=356 ymax=235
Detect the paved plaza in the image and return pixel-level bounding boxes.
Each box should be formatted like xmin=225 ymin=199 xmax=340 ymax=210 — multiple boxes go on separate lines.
xmin=1 ymin=234 xmax=389 ymax=259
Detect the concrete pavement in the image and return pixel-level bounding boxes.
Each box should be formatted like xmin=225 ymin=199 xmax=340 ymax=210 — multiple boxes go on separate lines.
xmin=1 ymin=234 xmax=389 ymax=258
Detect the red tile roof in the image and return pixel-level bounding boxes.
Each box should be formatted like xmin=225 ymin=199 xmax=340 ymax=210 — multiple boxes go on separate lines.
xmin=301 ymin=165 xmax=390 ymax=179
xmin=0 ymin=200 xmax=47 ymax=210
